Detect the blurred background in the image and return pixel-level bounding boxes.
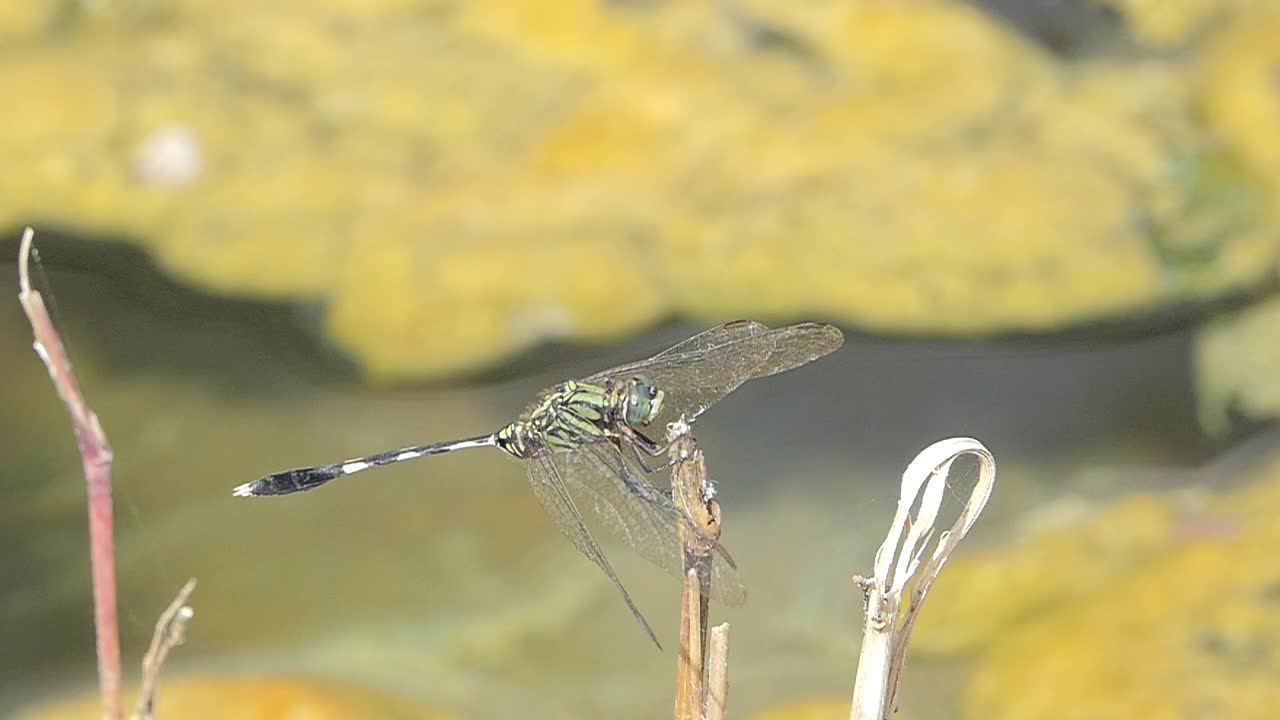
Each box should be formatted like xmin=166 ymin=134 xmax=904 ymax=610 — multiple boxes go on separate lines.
xmin=3 ymin=0 xmax=1280 ymax=718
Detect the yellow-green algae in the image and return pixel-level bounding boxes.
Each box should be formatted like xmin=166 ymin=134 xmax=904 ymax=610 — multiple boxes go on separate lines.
xmin=913 ymin=494 xmax=1182 ymax=656
xmin=1190 ymin=8 xmax=1280 ymax=428
xmin=1196 ymin=297 xmax=1280 ymax=433
xmin=3 ymin=0 xmax=1279 ymax=378
xmin=20 ymin=675 xmax=459 ymax=720
xmin=749 ymin=699 xmax=857 ymax=720
xmin=909 ymin=438 xmax=1280 ymax=719
xmin=1195 ymin=6 xmax=1280 ymax=212
xmin=1090 ymin=0 xmax=1256 ymax=48
xmin=966 ymin=460 xmax=1280 ymax=720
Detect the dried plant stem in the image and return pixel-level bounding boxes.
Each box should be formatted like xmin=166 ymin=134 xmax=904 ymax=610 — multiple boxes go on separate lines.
xmin=17 ymin=227 xmax=122 ymax=720
xmin=132 ymin=579 xmax=197 ymax=720
xmin=669 ymin=417 xmax=726 ymax=720
xmin=850 ymin=437 xmax=996 ymax=720
xmin=704 ymin=623 xmax=730 ymax=720
xmin=675 ymin=567 xmax=705 ymax=718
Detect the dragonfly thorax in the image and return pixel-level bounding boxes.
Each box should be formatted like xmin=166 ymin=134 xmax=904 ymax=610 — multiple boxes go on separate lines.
xmin=494 ymin=375 xmax=664 ymax=459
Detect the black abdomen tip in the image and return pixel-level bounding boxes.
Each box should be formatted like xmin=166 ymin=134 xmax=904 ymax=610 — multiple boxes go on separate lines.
xmin=232 ymin=465 xmax=342 ymax=497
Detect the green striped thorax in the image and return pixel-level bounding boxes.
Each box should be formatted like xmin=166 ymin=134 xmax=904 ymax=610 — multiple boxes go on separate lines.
xmin=496 ymin=374 xmax=664 ymax=459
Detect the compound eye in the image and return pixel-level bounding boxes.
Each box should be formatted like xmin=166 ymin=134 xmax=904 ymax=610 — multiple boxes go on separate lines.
xmin=624 ymin=383 xmax=651 ymax=426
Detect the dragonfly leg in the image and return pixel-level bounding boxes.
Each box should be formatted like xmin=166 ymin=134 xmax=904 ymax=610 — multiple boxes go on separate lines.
xmin=627 ymin=427 xmax=671 ymax=456
xmin=618 ymin=427 xmax=673 ymax=473
xmin=627 ymin=439 xmax=674 ymax=474
xmin=612 ymin=443 xmax=682 ymax=505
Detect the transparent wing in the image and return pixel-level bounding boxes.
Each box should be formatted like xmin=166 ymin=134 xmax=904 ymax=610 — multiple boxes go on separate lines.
xmin=585 ymin=320 xmax=843 ymax=424
xmin=552 ymin=442 xmax=747 ymax=606
xmin=646 ymin=320 xmax=770 ymax=361
xmin=523 ymin=455 xmax=660 ymax=647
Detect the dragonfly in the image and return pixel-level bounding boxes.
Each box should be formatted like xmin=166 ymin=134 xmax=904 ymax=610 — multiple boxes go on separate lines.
xmin=233 ymin=320 xmax=844 ymax=648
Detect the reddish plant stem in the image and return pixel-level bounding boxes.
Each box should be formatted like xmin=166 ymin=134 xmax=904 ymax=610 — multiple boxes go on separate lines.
xmin=18 ymin=228 xmax=122 ymax=720
xmin=85 ymin=439 xmax=120 ymax=720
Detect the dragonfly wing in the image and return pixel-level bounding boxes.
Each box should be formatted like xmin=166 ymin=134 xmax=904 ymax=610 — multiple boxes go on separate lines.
xmin=585 ymin=321 xmax=843 ymax=424
xmin=555 ymin=442 xmax=747 ymax=607
xmin=644 ymin=320 xmax=769 ymax=361
xmin=524 ymin=455 xmax=661 ymax=648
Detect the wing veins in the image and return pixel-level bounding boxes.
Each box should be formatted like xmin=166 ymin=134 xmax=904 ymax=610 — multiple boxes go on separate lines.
xmin=524 ymin=455 xmax=661 ymax=648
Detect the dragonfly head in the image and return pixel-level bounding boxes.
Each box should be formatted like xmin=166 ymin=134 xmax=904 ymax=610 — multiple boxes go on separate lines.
xmin=623 ymin=374 xmax=664 ymax=426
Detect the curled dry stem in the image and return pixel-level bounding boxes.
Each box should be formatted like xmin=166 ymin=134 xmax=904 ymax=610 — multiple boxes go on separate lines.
xmin=850 ymin=437 xmax=996 ymax=720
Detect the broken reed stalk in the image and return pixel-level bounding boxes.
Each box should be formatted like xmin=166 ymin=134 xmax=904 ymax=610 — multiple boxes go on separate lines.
xmin=17 ymin=227 xmax=122 ymax=720
xmin=132 ymin=579 xmax=197 ymax=720
xmin=669 ymin=417 xmax=729 ymax=720
xmin=704 ymin=623 xmax=730 ymax=720
xmin=850 ymin=437 xmax=996 ymax=720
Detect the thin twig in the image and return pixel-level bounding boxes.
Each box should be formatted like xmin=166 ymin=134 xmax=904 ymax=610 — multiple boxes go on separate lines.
xmin=669 ymin=416 xmax=722 ymax=720
xmin=704 ymin=623 xmax=730 ymax=720
xmin=850 ymin=437 xmax=996 ymax=720
xmin=18 ymin=227 xmax=122 ymax=720
xmin=132 ymin=579 xmax=197 ymax=720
